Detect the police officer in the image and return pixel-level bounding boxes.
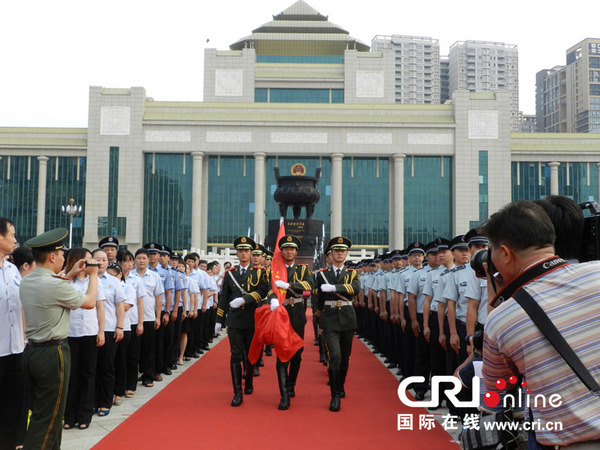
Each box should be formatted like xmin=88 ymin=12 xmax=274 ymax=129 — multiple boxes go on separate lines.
xmin=20 ymin=229 xmax=99 ymax=449
xmin=315 ymin=236 xmax=360 ymax=412
xmin=215 ymin=237 xmax=269 ymax=407
xmin=98 ymin=236 xmax=119 ymax=264
xmin=270 ymin=234 xmax=314 ymax=410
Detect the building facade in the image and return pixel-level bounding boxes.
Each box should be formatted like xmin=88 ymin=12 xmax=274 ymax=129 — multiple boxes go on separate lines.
xmin=1 ymin=1 xmax=600 ymax=254
xmin=536 ymin=38 xmax=600 ymax=133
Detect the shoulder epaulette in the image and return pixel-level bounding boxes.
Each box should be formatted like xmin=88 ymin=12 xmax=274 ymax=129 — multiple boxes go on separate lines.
xmin=316 ymin=268 xmax=328 ymax=273
xmin=226 ymin=267 xmax=237 ymax=272
xmin=52 ymin=274 xmax=70 ymax=281
xmin=453 ymin=265 xmax=467 ymax=272
xmin=347 ymin=268 xmax=356 ymax=271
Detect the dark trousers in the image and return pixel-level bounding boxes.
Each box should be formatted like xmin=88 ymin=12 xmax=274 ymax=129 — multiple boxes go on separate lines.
xmin=227 ymin=327 xmax=254 ymax=365
xmin=22 ymin=342 xmax=71 ymax=450
xmin=401 ymin=321 xmax=415 ymax=378
xmin=455 ymin=319 xmax=468 ymax=366
xmin=0 ymin=353 xmax=26 ymax=450
xmin=140 ymin=321 xmax=156 ymax=382
xmin=65 ymin=335 xmax=97 ymax=426
xmin=170 ymin=308 xmax=182 ymax=364
xmin=96 ymin=332 xmax=117 ymax=409
xmin=155 ymin=312 xmax=168 ymax=374
xmin=428 ymin=310 xmax=446 ymax=380
xmin=126 ymin=325 xmax=142 ymax=391
xmin=323 ymin=329 xmax=353 ymax=372
xmin=114 ymin=331 xmax=131 ymax=397
xmin=414 ymin=313 xmax=431 ymax=394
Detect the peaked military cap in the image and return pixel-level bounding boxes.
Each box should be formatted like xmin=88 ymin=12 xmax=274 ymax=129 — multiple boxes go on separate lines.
xmin=143 ymin=242 xmax=161 ymax=254
xmin=25 ymin=228 xmax=68 ymax=252
xmin=234 ymin=236 xmax=256 ymax=250
xmin=264 ymin=250 xmax=273 ymax=260
xmin=159 ymin=245 xmax=171 ymax=256
xmin=450 ymin=235 xmax=468 ymax=250
xmin=406 ymin=241 xmax=426 ymax=255
xmin=425 ymin=241 xmax=439 ymax=254
xmin=252 ymin=243 xmax=267 ymax=255
xmin=327 ymin=236 xmax=351 ymax=252
xmin=434 ymin=237 xmax=451 ymax=250
xmin=465 ymin=228 xmax=489 ymax=246
xmin=99 ymin=236 xmax=119 ymax=249
xmin=279 ymin=234 xmax=301 ymax=250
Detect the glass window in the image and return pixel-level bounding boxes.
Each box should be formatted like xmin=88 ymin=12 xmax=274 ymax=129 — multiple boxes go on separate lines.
xmin=46 ymin=157 xmax=87 ymax=247
xmin=0 ymin=156 xmax=39 ymax=243
xmin=143 ymin=153 xmax=193 ymax=250
xmin=269 ymin=89 xmax=330 ymax=104
xmin=404 ymin=157 xmax=452 ymax=243
xmin=511 ymin=162 xmax=551 ymax=201
xmin=342 ymin=158 xmax=389 ymax=245
xmin=255 ymin=88 xmax=268 ymax=103
xmin=256 ymin=55 xmax=344 ymax=64
xmin=558 ymin=163 xmax=598 ymax=202
xmin=207 ymin=156 xmax=255 ymax=245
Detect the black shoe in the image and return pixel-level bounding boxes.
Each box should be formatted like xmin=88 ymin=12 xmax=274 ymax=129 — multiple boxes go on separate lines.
xmin=415 ymin=391 xmax=425 ymax=401
xmin=288 ymin=387 xmax=295 ymax=398
xmin=338 ymin=390 xmax=346 ymax=399
xmin=201 ymin=345 xmax=210 ymax=351
xmin=258 ymin=359 xmax=264 ymax=367
xmin=192 ymin=352 xmax=201 ymax=358
xmin=386 ymin=362 xmax=397 ymax=369
xmin=164 ymin=367 xmax=172 ymax=375
xmin=171 ymin=364 xmax=178 ymax=370
xmin=244 ymin=385 xmax=254 ymax=395
xmin=265 ymin=347 xmax=272 ymax=356
xmin=253 ymin=367 xmax=260 ymax=377
xmin=329 ymin=397 xmax=341 ymax=412
xmin=383 ymin=358 xmax=390 ymax=364
xmin=231 ymin=393 xmax=243 ymax=407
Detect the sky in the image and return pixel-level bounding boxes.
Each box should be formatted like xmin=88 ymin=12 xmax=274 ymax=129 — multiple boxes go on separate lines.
xmin=1 ymin=0 xmax=599 ymax=128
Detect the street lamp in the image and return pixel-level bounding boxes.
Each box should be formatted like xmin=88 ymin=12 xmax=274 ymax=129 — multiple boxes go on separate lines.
xmin=62 ymin=198 xmax=82 ymax=249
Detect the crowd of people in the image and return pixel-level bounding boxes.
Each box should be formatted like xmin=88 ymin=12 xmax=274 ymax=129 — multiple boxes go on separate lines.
xmin=2 ymin=194 xmax=600 ymax=450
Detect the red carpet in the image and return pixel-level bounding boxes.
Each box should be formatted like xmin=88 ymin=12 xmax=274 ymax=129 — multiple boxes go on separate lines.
xmin=95 ymin=314 xmax=458 ymax=449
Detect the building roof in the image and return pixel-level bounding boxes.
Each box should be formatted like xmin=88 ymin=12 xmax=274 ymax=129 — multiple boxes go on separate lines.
xmin=229 ymin=0 xmax=369 ymax=54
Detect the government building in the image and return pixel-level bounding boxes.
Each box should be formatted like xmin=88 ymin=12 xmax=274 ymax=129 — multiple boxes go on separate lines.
xmin=1 ymin=1 xmax=600 ymax=253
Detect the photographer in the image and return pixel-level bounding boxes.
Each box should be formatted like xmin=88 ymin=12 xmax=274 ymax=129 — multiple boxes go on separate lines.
xmin=482 ymin=200 xmax=600 ymax=448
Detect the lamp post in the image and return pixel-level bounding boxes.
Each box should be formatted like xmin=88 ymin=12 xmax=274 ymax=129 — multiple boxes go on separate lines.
xmin=62 ymin=198 xmax=82 ymax=249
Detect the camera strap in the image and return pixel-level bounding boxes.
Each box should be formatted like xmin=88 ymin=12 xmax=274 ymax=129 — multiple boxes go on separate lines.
xmin=513 ymin=288 xmax=600 ymax=398
xmin=490 ymin=256 xmax=566 ymax=308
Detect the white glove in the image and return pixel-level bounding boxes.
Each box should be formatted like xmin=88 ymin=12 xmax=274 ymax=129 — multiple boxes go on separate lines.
xmin=229 ymin=297 xmax=245 ymax=309
xmin=214 ymin=323 xmax=222 ymax=335
xmin=270 ymin=298 xmax=280 ymax=311
xmin=275 ymin=280 xmax=290 ymax=290
xmin=321 ymin=284 xmax=336 ymax=293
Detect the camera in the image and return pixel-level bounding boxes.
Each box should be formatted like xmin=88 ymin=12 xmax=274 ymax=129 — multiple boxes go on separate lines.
xmin=85 ymin=261 xmax=100 ymax=268
xmin=470 ymin=249 xmax=496 ymax=279
xmin=578 ymin=201 xmax=600 ymax=262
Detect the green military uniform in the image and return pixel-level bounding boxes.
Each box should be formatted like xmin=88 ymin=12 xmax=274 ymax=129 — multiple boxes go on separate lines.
xmin=315 ymin=236 xmax=360 ymax=412
xmin=268 ymin=234 xmax=315 ymax=409
xmin=216 ymin=236 xmax=269 ymax=406
xmin=19 ymin=229 xmax=90 ymax=450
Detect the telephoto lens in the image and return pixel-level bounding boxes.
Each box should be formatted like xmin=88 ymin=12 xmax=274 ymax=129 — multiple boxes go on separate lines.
xmin=470 ymin=249 xmax=489 ymax=278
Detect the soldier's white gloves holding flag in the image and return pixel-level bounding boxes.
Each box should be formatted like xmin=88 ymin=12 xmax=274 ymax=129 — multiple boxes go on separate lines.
xmin=270 ymin=298 xmax=280 ymax=311
xmin=275 ymin=280 xmax=289 ymax=290
xmin=214 ymin=323 xmax=222 ymax=335
xmin=321 ymin=284 xmax=336 ymax=293
xmin=229 ymin=297 xmax=245 ymax=309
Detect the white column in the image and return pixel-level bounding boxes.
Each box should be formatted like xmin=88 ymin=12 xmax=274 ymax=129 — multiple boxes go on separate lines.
xmin=253 ymin=152 xmax=266 ymax=243
xmin=330 ymin=153 xmax=344 ymax=237
xmin=200 ymin=154 xmax=209 ymax=251
xmin=393 ymin=154 xmax=406 ymax=249
xmin=548 ymin=161 xmax=560 ymax=196
xmin=388 ymin=157 xmax=395 ymax=247
xmin=191 ymin=151 xmax=204 ymax=250
xmin=37 ymin=156 xmax=49 ymax=234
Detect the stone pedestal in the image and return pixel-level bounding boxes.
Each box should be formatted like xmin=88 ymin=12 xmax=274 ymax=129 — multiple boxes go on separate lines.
xmin=266 ymin=219 xmax=324 ymax=266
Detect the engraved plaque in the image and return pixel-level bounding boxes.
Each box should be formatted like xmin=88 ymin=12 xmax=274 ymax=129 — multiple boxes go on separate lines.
xmin=468 ymin=110 xmax=499 ymax=140
xmin=215 ymin=69 xmax=243 ymax=97
xmin=100 ymin=106 xmax=130 ymax=136
xmin=356 ymin=71 xmax=384 ymax=98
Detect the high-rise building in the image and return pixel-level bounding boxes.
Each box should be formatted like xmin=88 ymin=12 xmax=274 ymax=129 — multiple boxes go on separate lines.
xmin=536 ymin=38 xmax=600 ymax=133
xmin=371 ymin=35 xmax=441 ymax=104
xmin=448 ymin=40 xmax=519 ymax=130
xmin=440 ymin=56 xmax=450 ymax=103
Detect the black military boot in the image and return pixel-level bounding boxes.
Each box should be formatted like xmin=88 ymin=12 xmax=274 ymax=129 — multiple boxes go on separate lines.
xmin=230 ymin=363 xmax=243 ymax=407
xmin=338 ymin=363 xmax=348 ymax=398
xmin=277 ymin=364 xmax=290 ymax=410
xmin=287 ymin=356 xmax=301 ymax=398
xmin=244 ymin=363 xmax=255 ymax=394
xmin=265 ymin=344 xmax=272 ymax=356
xmin=329 ymin=369 xmax=341 ymax=412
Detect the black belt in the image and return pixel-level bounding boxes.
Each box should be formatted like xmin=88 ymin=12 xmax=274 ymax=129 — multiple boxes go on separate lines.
xmin=28 ymin=338 xmax=68 ymax=347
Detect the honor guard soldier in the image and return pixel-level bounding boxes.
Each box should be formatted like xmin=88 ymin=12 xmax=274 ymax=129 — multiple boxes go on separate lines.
xmin=215 ymin=236 xmax=269 ymax=407
xmin=20 ymin=228 xmax=99 ymax=449
xmin=315 ymin=236 xmax=360 ymax=412
xmin=270 ymin=234 xmax=314 ymax=410
xmin=98 ymin=236 xmax=119 ymax=264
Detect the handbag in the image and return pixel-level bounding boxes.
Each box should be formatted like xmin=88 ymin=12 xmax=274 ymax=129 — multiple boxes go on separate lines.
xmin=460 ymin=408 xmax=526 ymax=450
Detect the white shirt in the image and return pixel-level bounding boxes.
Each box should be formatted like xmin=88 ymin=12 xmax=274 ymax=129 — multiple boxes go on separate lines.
xmin=133 ymin=269 xmax=164 ymax=322
xmin=122 ymin=281 xmax=136 ymax=330
xmin=99 ymin=273 xmax=127 ymax=332
xmin=68 ymin=276 xmax=106 ymax=337
xmin=0 ymin=261 xmax=25 ymax=356
xmin=123 ymin=272 xmax=146 ymax=327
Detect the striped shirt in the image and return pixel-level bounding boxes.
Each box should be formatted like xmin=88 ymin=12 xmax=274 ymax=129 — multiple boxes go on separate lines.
xmin=483 ymin=260 xmax=600 ymax=446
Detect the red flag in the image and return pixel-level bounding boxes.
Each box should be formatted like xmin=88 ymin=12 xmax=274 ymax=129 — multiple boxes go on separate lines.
xmin=270 ymin=218 xmax=287 ymax=305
